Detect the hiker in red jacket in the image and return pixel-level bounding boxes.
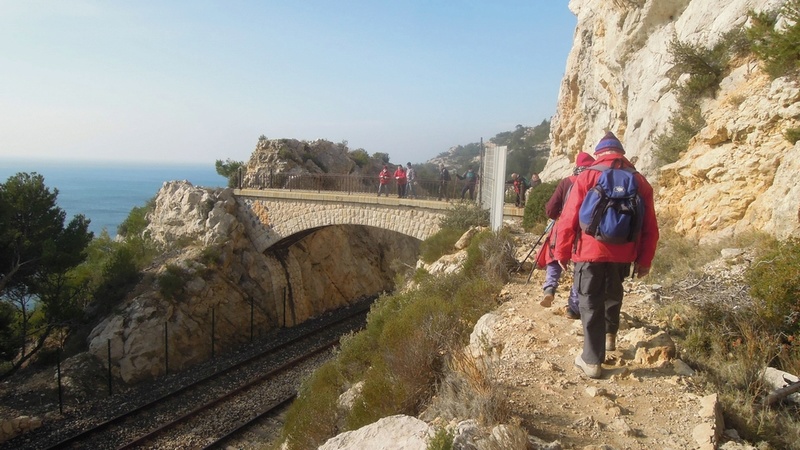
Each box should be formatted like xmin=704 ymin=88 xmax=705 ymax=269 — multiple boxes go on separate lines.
xmin=377 ymin=165 xmax=390 ymax=197
xmin=554 ymin=132 xmax=659 ymax=379
xmin=537 ymin=152 xmax=595 ymax=319
xmin=394 ymin=165 xmax=407 ymax=198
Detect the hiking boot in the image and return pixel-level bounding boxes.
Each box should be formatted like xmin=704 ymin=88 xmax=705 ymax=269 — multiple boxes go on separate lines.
xmin=540 ymin=288 xmax=555 ymax=307
xmin=606 ymin=333 xmax=617 ymax=351
xmin=564 ymin=306 xmax=580 ymax=320
xmin=574 ymin=354 xmax=602 ymax=379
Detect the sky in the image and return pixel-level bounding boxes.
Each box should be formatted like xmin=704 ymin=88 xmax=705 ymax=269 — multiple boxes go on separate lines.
xmin=0 ymin=1 xmax=577 ymax=166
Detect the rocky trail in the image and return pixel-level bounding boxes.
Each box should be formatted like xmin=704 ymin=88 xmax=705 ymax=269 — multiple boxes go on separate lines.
xmin=481 ymin=234 xmax=758 ymax=450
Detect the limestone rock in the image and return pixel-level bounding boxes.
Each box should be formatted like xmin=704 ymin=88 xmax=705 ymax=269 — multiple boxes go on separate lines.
xmin=762 ymin=367 xmax=800 ymax=404
xmin=627 ymin=329 xmax=676 ymax=365
xmin=546 ymin=0 xmax=800 ymax=242
xmin=87 ymin=181 xmax=419 ymax=383
xmin=317 ymin=414 xmax=432 ymax=450
xmin=467 ymin=313 xmax=502 ymax=359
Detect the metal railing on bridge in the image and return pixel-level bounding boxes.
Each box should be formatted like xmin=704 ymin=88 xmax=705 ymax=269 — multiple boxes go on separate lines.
xmin=241 ymin=172 xmax=478 ymax=202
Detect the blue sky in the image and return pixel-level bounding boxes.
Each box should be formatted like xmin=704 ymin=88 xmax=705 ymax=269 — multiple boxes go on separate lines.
xmin=1 ymin=1 xmax=576 ymax=166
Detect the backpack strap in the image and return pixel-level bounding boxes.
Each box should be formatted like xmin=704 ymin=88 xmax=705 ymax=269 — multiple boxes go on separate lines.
xmin=587 ymin=158 xmax=637 ymax=174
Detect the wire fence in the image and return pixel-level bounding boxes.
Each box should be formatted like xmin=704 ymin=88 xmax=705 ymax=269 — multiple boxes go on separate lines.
xmin=240 ymin=171 xmax=482 ymax=202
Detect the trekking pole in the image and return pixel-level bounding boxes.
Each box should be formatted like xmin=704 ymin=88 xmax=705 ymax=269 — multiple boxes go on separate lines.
xmin=522 ymin=220 xmax=555 ymax=283
xmin=516 ymin=220 xmax=554 ymax=272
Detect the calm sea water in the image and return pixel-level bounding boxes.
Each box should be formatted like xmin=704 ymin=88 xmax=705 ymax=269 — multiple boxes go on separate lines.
xmin=0 ymin=159 xmax=225 ymax=237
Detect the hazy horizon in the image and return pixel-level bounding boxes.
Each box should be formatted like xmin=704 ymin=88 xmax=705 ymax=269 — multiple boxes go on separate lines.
xmin=1 ymin=2 xmax=576 ymax=167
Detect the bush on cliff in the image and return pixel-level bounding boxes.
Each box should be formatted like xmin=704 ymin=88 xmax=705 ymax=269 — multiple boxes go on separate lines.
xmin=279 ymin=225 xmax=511 ymax=449
xmin=419 ymin=203 xmax=489 ymax=263
xmin=522 ymin=181 xmax=557 ymax=231
xmin=748 ymin=0 xmax=800 ymax=78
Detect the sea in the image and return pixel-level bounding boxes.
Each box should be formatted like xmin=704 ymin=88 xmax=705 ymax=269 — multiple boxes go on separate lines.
xmin=0 ymin=159 xmax=225 ymax=238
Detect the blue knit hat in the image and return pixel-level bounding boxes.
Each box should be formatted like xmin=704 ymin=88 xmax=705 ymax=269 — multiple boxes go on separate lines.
xmin=594 ymin=131 xmax=625 ymax=154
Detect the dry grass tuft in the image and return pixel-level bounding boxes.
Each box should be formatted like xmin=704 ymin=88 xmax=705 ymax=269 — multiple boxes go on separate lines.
xmin=422 ymin=349 xmax=509 ymax=427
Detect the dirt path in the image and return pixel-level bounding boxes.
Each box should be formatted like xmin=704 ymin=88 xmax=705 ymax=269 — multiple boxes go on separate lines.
xmin=489 ymin=267 xmax=719 ymax=449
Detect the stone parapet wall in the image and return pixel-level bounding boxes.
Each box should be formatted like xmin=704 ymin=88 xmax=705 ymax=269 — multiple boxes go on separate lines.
xmin=235 ymin=190 xmax=446 ymax=252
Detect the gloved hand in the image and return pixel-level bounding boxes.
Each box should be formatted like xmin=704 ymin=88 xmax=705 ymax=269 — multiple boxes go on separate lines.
xmin=634 ymin=263 xmax=650 ymax=278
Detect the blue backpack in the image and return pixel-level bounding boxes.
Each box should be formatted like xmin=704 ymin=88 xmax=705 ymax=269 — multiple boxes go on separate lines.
xmin=578 ymin=160 xmax=644 ymax=244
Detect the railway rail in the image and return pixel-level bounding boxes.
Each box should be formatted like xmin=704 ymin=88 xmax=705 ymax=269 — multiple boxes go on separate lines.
xmin=4 ymin=300 xmax=371 ymax=450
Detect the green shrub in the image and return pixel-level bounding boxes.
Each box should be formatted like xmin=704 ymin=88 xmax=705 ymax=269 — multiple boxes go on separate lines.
xmin=653 ymin=100 xmax=705 ymax=166
xmin=438 ymin=203 xmax=489 ymax=230
xmin=200 ymin=246 xmax=222 ymax=267
xmin=785 ymin=126 xmax=800 ymax=144
xmin=427 ymin=427 xmax=454 ymax=450
xmin=654 ymin=30 xmax=752 ymax=167
xmin=748 ymin=0 xmax=800 ymax=78
xmin=281 ymin=362 xmax=342 ymax=449
xmin=746 ymin=237 xmax=800 ymax=337
xmin=462 ymin=229 xmax=515 ymax=283
xmin=348 ymin=148 xmax=370 ymax=168
xmin=667 ymin=33 xmax=736 ymax=98
xmin=677 ymin=300 xmax=800 ymax=449
xmin=117 ymin=198 xmax=154 ymax=238
xmin=0 ymin=303 xmax=18 ymax=363
xmin=419 ymin=228 xmax=464 ymax=263
xmin=90 ymin=245 xmax=141 ymax=317
xmin=522 ymin=181 xmax=557 ymax=230
xmin=158 ymin=264 xmax=189 ymax=300
xmin=279 ymin=249 xmax=504 ymax=448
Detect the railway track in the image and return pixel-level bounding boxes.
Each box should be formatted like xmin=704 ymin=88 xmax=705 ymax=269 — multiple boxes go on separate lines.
xmin=10 ymin=301 xmax=370 ymax=450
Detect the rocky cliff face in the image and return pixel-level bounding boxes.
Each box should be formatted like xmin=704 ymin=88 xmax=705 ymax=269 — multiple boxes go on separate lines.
xmin=87 ymin=181 xmax=419 ymax=383
xmin=545 ymin=0 xmax=800 ymax=242
xmin=240 ymin=138 xmax=387 ymax=189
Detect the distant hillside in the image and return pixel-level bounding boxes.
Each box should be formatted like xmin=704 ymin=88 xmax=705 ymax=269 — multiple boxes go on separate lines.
xmin=425 ymin=119 xmax=551 ymax=179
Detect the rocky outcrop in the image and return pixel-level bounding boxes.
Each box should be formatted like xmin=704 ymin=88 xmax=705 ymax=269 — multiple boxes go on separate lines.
xmin=240 ymin=138 xmax=387 ymax=189
xmin=87 ymin=181 xmax=419 ymax=383
xmin=545 ymin=0 xmax=800 ymax=241
xmin=0 ymin=415 xmax=42 ymax=444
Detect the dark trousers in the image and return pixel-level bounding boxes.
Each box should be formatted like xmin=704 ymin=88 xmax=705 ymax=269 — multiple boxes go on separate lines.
xmin=461 ymin=184 xmax=475 ymax=200
xmin=438 ymin=181 xmax=449 ymax=200
xmin=574 ymin=261 xmax=631 ymax=365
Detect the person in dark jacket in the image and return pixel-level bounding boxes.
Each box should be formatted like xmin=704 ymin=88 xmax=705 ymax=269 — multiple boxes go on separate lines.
xmin=554 ymin=132 xmax=659 ymax=379
xmin=506 ymin=173 xmax=529 ymax=207
xmin=456 ymin=166 xmax=478 ymax=200
xmin=437 ymin=164 xmax=451 ymax=201
xmin=538 ymin=152 xmax=595 ymax=319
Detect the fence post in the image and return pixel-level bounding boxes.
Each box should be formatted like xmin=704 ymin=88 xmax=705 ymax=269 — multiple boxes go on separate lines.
xmin=57 ymin=348 xmax=63 ymax=414
xmin=107 ymin=339 xmax=113 ymax=396
xmin=211 ymin=308 xmax=216 ymax=359
xmin=164 ymin=322 xmax=169 ymax=376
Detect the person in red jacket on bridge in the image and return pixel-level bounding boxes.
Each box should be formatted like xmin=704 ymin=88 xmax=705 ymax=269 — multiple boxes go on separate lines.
xmin=377 ymin=165 xmax=390 ymax=197
xmin=554 ymin=131 xmax=659 ymax=379
xmin=394 ymin=165 xmax=407 ymax=198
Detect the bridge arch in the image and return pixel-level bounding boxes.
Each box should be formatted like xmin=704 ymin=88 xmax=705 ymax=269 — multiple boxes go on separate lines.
xmin=235 ymin=190 xmax=448 ymax=252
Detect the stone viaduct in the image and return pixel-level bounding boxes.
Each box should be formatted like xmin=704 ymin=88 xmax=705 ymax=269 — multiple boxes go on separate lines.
xmin=234 ymin=188 xmax=523 ymax=253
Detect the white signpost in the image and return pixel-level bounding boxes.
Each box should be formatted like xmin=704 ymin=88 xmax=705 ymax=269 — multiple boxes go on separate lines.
xmin=480 ymin=145 xmax=507 ymax=231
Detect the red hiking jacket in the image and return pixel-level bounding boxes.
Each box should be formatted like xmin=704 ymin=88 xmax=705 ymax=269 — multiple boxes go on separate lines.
xmin=379 ymin=168 xmax=390 ymax=185
xmin=553 ymin=153 xmax=659 ymax=268
xmin=394 ymin=167 xmax=407 ymax=185
xmin=535 ymin=175 xmax=577 ymax=267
